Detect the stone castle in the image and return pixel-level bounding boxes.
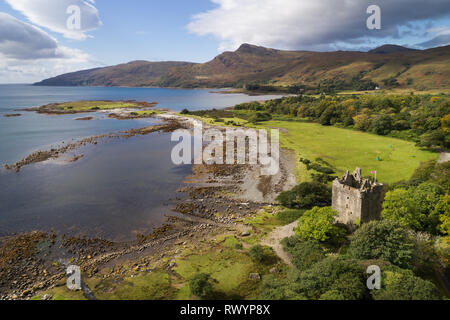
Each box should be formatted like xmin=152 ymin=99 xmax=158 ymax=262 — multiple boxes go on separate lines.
xmin=332 ymin=168 xmax=384 ymax=228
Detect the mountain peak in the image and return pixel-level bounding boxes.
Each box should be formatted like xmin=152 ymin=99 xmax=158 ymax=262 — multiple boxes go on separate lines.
xmin=369 ymin=44 xmax=419 ymax=54
xmin=235 ymin=43 xmax=278 ymax=56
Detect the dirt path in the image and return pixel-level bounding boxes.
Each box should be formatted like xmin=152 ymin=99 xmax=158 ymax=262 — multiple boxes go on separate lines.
xmin=261 ymin=221 xmax=298 ymax=267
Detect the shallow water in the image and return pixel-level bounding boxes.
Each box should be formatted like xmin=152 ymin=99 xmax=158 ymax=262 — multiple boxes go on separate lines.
xmin=0 ymin=85 xmax=283 ymax=164
xmin=0 ymin=132 xmax=192 ymax=241
xmin=0 ymin=85 xmax=283 ymax=241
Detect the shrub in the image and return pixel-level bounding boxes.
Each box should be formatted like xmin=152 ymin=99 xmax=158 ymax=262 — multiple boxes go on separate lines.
xmin=372 ymin=265 xmax=441 ymax=300
xmin=249 ymin=112 xmax=272 ymax=123
xmin=296 ymin=256 xmax=368 ymax=300
xmin=180 ymin=108 xmax=190 ymax=114
xmin=258 ymin=275 xmax=306 ymax=300
xmin=281 ymin=237 xmax=326 ymax=271
xmin=348 ymin=220 xmax=415 ymax=268
xmin=189 ymin=273 xmax=214 ymax=298
xmin=276 ymin=182 xmax=331 ymax=209
xmin=276 ymin=209 xmax=304 ymax=225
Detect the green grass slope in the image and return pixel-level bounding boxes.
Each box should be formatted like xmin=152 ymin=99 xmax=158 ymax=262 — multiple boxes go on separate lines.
xmin=261 ymin=120 xmax=438 ymax=184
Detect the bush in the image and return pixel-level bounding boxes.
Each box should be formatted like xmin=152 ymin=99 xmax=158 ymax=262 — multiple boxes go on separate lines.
xmin=307 ymin=163 xmax=335 ymax=174
xmin=436 ymin=195 xmax=450 ymax=235
xmin=295 ymin=207 xmax=345 ymax=243
xmin=295 ymin=256 xmax=368 ymax=300
xmin=370 ymin=115 xmax=393 ymax=135
xmin=276 ymin=209 xmax=304 ymax=225
xmin=348 ymin=220 xmax=415 ymax=268
xmin=276 ymin=182 xmax=331 ymax=209
xmin=249 ymin=245 xmax=265 ymax=263
xmin=258 ymin=275 xmax=306 ymax=300
xmin=249 ymin=112 xmax=272 ymax=123
xmin=189 ymin=273 xmax=214 ymax=298
xmin=281 ymin=237 xmax=326 ymax=271
xmin=417 ymin=131 xmax=446 ymax=149
xmin=180 ymin=108 xmax=190 ymax=114
xmin=372 ymin=265 xmax=441 ymax=300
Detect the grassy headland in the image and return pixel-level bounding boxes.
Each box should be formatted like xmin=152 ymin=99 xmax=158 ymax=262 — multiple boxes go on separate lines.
xmin=26 ymin=100 xmax=157 ymax=115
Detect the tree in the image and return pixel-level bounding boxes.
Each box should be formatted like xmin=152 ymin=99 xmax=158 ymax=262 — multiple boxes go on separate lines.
xmin=371 ymin=266 xmax=441 ymax=300
xmin=436 ymin=195 xmax=450 ymax=235
xmin=370 ymin=114 xmax=393 ymax=135
xmin=412 ymin=183 xmax=444 ymax=233
xmin=276 ymin=182 xmax=331 ymax=209
xmin=382 ymin=183 xmax=444 ymax=234
xmin=441 ymin=113 xmax=450 ymax=132
xmin=417 ymin=131 xmax=446 ymax=149
xmin=353 ymin=114 xmax=372 ymax=131
xmin=381 ymin=189 xmax=417 ymax=229
xmin=296 ymin=256 xmax=368 ymax=300
xmin=295 ymin=207 xmax=344 ymax=243
xmin=281 ymin=237 xmax=326 ymax=271
xmin=189 ymin=273 xmax=214 ymax=299
xmin=348 ymin=220 xmax=415 ymax=268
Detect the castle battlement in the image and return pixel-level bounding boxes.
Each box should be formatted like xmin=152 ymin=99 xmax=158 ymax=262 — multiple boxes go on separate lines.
xmin=332 ymin=168 xmax=384 ymax=228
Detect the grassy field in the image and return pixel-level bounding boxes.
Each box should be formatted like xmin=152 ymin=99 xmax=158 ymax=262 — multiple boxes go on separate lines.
xmin=258 ymin=120 xmax=438 ymax=184
xmin=54 ymin=101 xmax=139 ymax=112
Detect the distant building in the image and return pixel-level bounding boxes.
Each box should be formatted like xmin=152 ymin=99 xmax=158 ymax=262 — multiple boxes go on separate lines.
xmin=332 ymin=168 xmax=384 ymax=229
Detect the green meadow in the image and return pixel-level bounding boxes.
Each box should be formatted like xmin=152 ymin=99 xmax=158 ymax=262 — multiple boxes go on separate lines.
xmin=53 ymin=100 xmax=139 ymax=112
xmin=260 ymin=120 xmax=438 ymax=184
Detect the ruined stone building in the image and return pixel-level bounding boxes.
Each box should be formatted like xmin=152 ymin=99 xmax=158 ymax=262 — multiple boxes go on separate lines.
xmin=332 ymin=168 xmax=384 ymax=228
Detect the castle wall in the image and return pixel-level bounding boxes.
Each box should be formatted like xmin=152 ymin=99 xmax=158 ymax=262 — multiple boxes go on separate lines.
xmin=332 ymin=180 xmax=363 ymax=225
xmin=360 ymin=186 xmax=384 ymax=223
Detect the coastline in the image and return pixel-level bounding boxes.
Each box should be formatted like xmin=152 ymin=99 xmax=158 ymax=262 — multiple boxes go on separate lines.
xmin=0 ymin=110 xmax=297 ymax=300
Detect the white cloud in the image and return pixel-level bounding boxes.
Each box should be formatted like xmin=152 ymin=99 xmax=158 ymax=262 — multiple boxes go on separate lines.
xmin=5 ymin=0 xmax=102 ymax=40
xmin=416 ymin=26 xmax=450 ymax=49
xmin=0 ymin=12 xmax=94 ymax=83
xmin=188 ymin=0 xmax=450 ymax=52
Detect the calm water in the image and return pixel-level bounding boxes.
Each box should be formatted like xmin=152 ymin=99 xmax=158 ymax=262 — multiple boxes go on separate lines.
xmin=0 ymin=85 xmax=283 ymax=240
xmin=0 ymin=84 xmax=283 ymax=164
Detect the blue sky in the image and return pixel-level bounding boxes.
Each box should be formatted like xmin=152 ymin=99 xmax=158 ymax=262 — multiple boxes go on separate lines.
xmin=1 ymin=0 xmax=450 ymax=83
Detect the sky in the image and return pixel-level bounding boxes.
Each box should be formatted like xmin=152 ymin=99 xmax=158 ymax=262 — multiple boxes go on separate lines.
xmin=0 ymin=0 xmax=450 ymax=83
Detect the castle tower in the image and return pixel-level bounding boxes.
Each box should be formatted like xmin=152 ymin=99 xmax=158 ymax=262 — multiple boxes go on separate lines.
xmin=332 ymin=168 xmax=384 ymax=228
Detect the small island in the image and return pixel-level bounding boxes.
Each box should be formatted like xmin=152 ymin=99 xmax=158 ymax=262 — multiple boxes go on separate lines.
xmin=3 ymin=113 xmax=22 ymax=118
xmin=25 ymin=100 xmax=158 ymax=115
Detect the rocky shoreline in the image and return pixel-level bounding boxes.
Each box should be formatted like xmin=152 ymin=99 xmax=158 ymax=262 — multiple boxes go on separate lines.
xmin=0 ymin=112 xmax=296 ymax=300
xmin=2 ymin=120 xmax=186 ymax=172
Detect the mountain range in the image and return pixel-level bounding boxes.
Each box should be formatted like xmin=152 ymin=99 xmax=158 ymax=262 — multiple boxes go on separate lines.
xmin=35 ymin=44 xmax=450 ymax=92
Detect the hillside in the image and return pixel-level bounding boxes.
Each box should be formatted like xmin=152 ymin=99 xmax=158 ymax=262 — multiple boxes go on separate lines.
xmin=36 ymin=61 xmax=196 ymax=87
xmin=35 ymin=44 xmax=450 ymax=91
